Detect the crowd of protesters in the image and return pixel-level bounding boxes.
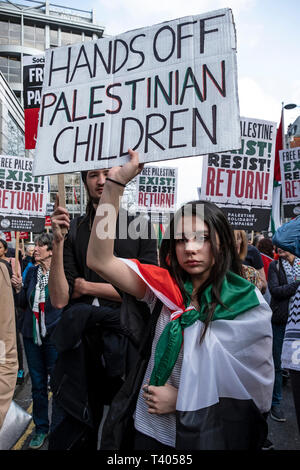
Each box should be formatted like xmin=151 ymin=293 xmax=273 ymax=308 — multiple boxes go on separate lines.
xmin=0 ymin=153 xmax=300 ymax=451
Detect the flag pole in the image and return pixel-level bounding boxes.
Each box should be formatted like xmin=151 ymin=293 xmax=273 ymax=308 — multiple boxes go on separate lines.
xmin=15 ymin=231 xmax=20 ymax=277
xmin=58 ymin=174 xmax=68 ymax=236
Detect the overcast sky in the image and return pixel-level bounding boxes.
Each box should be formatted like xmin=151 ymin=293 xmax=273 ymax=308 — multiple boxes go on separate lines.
xmin=55 ymin=0 xmax=300 ymax=205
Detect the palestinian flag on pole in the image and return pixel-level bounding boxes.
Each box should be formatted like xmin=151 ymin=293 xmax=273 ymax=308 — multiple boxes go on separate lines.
xmin=120 ymin=258 xmax=274 ymax=449
xmin=158 ymin=222 xmax=165 ymax=247
xmin=271 ymin=109 xmax=283 ymax=234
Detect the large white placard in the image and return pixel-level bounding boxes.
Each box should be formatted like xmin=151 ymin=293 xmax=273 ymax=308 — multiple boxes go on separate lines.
xmin=0 ymin=155 xmax=48 ymax=232
xmin=33 ymin=8 xmax=240 ymax=176
xmin=201 ymin=116 xmax=277 ymax=230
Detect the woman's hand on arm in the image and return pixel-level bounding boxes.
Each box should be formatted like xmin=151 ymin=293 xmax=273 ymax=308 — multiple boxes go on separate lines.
xmin=142 ymin=383 xmax=178 ymax=415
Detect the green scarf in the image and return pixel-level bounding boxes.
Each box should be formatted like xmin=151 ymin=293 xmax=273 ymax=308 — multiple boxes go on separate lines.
xmin=149 ymin=271 xmax=260 ymax=386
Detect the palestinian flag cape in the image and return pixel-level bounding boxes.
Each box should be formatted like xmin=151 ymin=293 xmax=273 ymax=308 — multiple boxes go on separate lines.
xmin=120 ymin=259 xmax=274 ymax=450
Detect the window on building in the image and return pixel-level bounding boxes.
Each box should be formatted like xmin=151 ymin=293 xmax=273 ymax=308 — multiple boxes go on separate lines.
xmin=0 ymin=18 xmax=21 ymax=45
xmin=71 ymin=31 xmax=82 ymax=44
xmin=61 ymin=29 xmax=72 ymax=46
xmin=50 ymin=27 xmax=59 ymax=47
xmin=0 ymin=55 xmax=21 ymax=83
xmin=24 ymin=23 xmax=45 ymax=50
xmin=61 ymin=29 xmax=83 ymax=46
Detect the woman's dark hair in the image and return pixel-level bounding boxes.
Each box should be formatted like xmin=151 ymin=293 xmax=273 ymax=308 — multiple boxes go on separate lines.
xmin=0 ymin=238 xmax=8 ymax=251
xmin=34 ymin=233 xmax=53 ymax=251
xmin=257 ymin=238 xmax=274 ymax=258
xmin=159 ymin=200 xmax=241 ymax=340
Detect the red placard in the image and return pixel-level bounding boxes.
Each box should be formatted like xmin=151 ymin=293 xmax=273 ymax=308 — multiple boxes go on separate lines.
xmin=45 ymin=216 xmax=52 ymax=227
xmin=3 ymin=232 xmax=12 ymax=242
xmin=24 ymin=107 xmax=40 ymax=149
xmin=15 ymin=231 xmax=29 ymax=239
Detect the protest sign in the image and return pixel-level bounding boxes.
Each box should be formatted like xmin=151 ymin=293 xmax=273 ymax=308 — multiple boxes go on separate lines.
xmin=23 ymin=54 xmax=45 ymax=149
xmin=279 ymin=146 xmax=300 ymax=217
xmin=3 ymin=232 xmax=11 ymax=242
xmin=15 ymin=231 xmax=29 ymax=239
xmin=0 ymin=155 xmax=48 ymax=232
xmin=33 ymin=8 xmax=240 ymax=176
xmin=136 ymin=165 xmax=177 ymax=212
xmin=201 ymin=117 xmax=277 ymax=230
xmin=135 ymin=165 xmax=177 ymax=224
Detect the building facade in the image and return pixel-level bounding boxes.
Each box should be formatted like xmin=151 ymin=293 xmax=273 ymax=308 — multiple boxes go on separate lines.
xmin=0 ymin=0 xmax=106 ymax=219
xmin=0 ymin=0 xmax=104 ymax=101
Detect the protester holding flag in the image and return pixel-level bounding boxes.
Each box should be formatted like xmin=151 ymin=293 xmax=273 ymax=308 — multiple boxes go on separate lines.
xmin=14 ymin=233 xmax=63 ymax=449
xmin=268 ymin=247 xmax=300 ymax=423
xmin=87 ymin=149 xmax=274 ymax=450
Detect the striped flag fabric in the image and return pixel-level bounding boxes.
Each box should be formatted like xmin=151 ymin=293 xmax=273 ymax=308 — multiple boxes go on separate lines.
xmin=120 ymin=258 xmax=274 ymax=449
xmin=73 ymin=187 xmax=78 ymax=204
xmin=271 ymin=110 xmax=283 ymax=233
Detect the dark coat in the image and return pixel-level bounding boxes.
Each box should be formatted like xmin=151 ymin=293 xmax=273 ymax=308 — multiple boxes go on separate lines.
xmin=49 ymin=209 xmax=158 ymax=448
xmin=268 ymin=259 xmax=300 ymax=324
xmin=63 ymin=209 xmax=158 ymax=306
xmin=16 ymin=265 xmax=62 ymax=338
xmin=50 ymin=303 xmax=124 ymax=426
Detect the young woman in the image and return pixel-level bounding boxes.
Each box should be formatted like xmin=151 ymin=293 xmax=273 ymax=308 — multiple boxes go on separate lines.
xmin=14 ymin=234 xmax=63 ymax=449
xmin=86 ymin=150 xmax=274 ymax=450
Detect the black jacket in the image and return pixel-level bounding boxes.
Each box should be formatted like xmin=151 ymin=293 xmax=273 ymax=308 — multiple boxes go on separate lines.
xmin=268 ymin=259 xmax=300 ymax=324
xmin=51 ymin=302 xmax=124 ymax=426
xmin=50 ymin=208 xmax=158 ymax=438
xmin=63 ymin=208 xmax=158 ymax=306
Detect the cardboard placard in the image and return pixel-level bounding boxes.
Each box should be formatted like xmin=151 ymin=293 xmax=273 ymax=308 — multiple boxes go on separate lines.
xmin=279 ymin=146 xmax=300 ymax=217
xmin=33 ymin=8 xmax=240 ymax=176
xmin=0 ymin=155 xmax=48 ymax=232
xmin=136 ymin=165 xmax=178 ymax=213
xmin=201 ymin=116 xmax=276 ymax=230
xmin=23 ymin=54 xmax=45 ymax=149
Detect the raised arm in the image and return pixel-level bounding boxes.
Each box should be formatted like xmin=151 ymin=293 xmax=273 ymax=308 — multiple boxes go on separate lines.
xmin=87 ymin=149 xmax=147 ymax=299
xmin=48 ymin=196 xmax=71 ymax=308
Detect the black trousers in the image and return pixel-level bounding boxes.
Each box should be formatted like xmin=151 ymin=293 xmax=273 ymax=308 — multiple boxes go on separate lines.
xmin=134 ymin=430 xmax=174 ymax=451
xmin=289 ymin=369 xmax=300 ymax=434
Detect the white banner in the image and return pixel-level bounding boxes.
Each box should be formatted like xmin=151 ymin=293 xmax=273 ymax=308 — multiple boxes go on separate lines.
xmin=201 ymin=116 xmax=277 ymax=230
xmin=33 ymin=8 xmax=240 ymax=176
xmin=136 ymin=166 xmax=178 ymax=212
xmin=0 ymin=155 xmax=48 ymax=232
xmin=279 ymin=146 xmax=300 ymax=217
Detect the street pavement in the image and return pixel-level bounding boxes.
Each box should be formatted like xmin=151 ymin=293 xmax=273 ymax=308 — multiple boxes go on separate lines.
xmin=11 ymin=371 xmax=300 ymax=451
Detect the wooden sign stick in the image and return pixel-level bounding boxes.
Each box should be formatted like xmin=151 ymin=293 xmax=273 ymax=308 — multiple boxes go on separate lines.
xmin=58 ymin=174 xmax=68 ymax=237
xmin=15 ymin=231 xmax=20 ymax=277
